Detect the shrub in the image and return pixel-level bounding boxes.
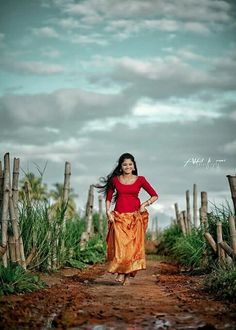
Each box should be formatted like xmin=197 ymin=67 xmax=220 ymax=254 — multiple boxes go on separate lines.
xmin=0 ymin=263 xmax=46 ymax=296
xmin=171 ymin=228 xmax=204 ymax=268
xmin=204 ymin=263 xmax=236 ymax=302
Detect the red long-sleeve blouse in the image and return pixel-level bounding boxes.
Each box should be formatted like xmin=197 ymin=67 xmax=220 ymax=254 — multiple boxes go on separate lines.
xmin=106 ymin=176 xmax=158 ymax=213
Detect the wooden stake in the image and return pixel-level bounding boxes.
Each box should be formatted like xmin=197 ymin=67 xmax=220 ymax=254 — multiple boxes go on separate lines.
xmin=204 ymin=232 xmax=217 ymax=253
xmin=182 ymin=210 xmax=188 ymax=234
xmin=1 ymin=153 xmax=10 ymax=267
xmin=216 ymin=221 xmax=225 ymax=263
xmin=0 ymin=161 xmax=3 ymax=220
xmin=174 ymin=203 xmax=180 ymax=226
xmin=9 ymin=196 xmax=21 ymax=264
xmin=186 ymin=190 xmax=192 ymax=233
xmin=229 ymin=216 xmax=236 ymax=253
xmin=86 ymin=185 xmax=94 ymax=236
xmin=219 ymin=241 xmax=236 ymax=261
xmin=12 ymin=158 xmax=20 ymax=217
xmin=200 ymin=192 xmax=208 ymax=230
xmin=98 ymin=195 xmax=103 ymax=235
xmin=11 ymin=157 xmax=26 ymax=269
xmin=8 ymin=235 xmax=16 ymax=263
xmin=63 ymin=161 xmax=71 ymax=223
xmin=179 ymin=211 xmax=187 ymax=236
xmin=226 ymin=175 xmax=236 ymax=215
xmin=193 ymin=184 xmax=198 ymax=227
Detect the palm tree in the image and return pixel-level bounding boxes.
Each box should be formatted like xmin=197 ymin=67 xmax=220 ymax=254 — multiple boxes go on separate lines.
xmin=19 ymin=172 xmax=48 ymax=203
xmin=49 ymin=183 xmax=78 ymax=218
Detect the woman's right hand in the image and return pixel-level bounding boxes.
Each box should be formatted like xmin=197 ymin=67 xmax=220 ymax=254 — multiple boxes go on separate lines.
xmin=106 ymin=210 xmax=114 ymax=223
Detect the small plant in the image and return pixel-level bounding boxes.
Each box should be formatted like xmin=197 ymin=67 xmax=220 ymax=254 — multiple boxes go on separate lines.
xmin=171 ymin=228 xmax=204 ymax=268
xmin=0 ymin=263 xmax=46 ymax=296
xmin=204 ymin=263 xmax=236 ymax=302
xmin=157 ymin=224 xmax=182 ymax=255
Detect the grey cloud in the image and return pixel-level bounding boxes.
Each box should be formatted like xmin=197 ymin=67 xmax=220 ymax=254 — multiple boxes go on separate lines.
xmin=0 ymin=88 xmax=136 ymax=144
xmin=0 ymin=59 xmax=64 ymax=75
xmin=89 ymin=53 xmax=236 ymax=100
xmin=61 ymin=0 xmax=232 ymax=23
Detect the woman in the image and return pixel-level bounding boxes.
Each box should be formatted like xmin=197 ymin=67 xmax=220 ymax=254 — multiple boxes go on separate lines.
xmin=98 ymin=153 xmax=158 ymax=285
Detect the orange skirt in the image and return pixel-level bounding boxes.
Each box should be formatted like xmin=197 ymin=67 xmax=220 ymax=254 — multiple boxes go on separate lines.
xmin=106 ymin=209 xmax=149 ymax=275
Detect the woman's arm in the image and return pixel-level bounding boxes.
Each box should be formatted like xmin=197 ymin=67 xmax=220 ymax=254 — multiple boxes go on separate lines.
xmin=106 ymin=200 xmax=114 ymax=222
xmin=139 ymin=176 xmax=159 ymax=212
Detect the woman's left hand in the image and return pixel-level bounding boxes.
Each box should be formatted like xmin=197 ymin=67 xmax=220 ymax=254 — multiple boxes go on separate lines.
xmin=139 ymin=203 xmax=146 ymax=213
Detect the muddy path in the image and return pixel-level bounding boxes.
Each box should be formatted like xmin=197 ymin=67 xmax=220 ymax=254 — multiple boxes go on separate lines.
xmin=0 ymin=258 xmax=236 ymax=329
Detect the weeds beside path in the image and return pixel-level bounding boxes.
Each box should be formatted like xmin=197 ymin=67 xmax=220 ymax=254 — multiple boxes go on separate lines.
xmin=0 ymin=259 xmax=236 ymax=329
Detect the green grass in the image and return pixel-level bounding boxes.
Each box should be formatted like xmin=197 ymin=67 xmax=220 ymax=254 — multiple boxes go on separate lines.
xmin=171 ymin=228 xmax=204 ymax=268
xmin=204 ymin=263 xmax=236 ymax=302
xmin=0 ymin=263 xmax=46 ymax=296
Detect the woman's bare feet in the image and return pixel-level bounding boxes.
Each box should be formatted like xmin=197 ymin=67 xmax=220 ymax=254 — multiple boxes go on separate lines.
xmin=115 ymin=274 xmax=124 ymax=282
xmin=122 ymin=274 xmax=130 ymax=286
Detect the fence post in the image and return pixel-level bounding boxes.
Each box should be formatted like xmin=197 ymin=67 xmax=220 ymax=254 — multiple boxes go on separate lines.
xmin=193 ymin=183 xmax=198 ymax=227
xmin=229 ymin=216 xmax=236 ymax=253
xmin=0 ymin=161 xmax=3 ymax=221
xmin=216 ymin=221 xmax=225 ymax=264
xmin=1 ymin=153 xmax=10 ymax=267
xmin=98 ymin=195 xmax=103 ymax=236
xmin=86 ymin=185 xmax=94 ymax=236
xmin=226 ymin=175 xmax=236 ymax=216
xmin=186 ymin=190 xmax=192 ymax=233
xmin=63 ymin=161 xmax=71 ymax=223
xmin=174 ymin=202 xmax=180 ymax=227
xmin=200 ymin=192 xmax=208 ymax=231
xmin=179 ymin=211 xmax=187 ymax=236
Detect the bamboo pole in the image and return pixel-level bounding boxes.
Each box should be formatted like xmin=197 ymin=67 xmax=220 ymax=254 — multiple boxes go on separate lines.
xmin=200 ymin=192 xmax=208 ymax=230
xmin=182 ymin=210 xmax=188 ymax=234
xmin=174 ymin=202 xmax=180 ymax=226
xmin=216 ymin=221 xmax=225 ymax=263
xmin=12 ymin=158 xmax=20 ymax=216
xmin=186 ymin=190 xmax=192 ymax=233
xmin=98 ymin=195 xmax=103 ymax=236
xmin=219 ymin=241 xmax=236 ymax=261
xmin=8 ymin=235 xmax=16 ymax=263
xmin=11 ymin=157 xmax=26 ymax=269
xmin=63 ymin=161 xmax=71 ymax=222
xmin=226 ymin=175 xmax=236 ymax=215
xmin=9 ymin=197 xmax=21 ymax=264
xmin=179 ymin=211 xmax=187 ymax=236
xmin=229 ymin=216 xmax=236 ymax=253
xmin=193 ymin=184 xmax=198 ymax=228
xmin=0 ymin=161 xmax=3 ymax=220
xmin=204 ymin=232 xmax=217 ymax=253
xmin=86 ymin=185 xmax=94 ymax=235
xmin=1 ymin=153 xmax=10 ymax=267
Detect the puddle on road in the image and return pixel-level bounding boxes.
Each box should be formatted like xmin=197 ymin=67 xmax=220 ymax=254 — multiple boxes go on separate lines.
xmin=43 ymin=312 xmax=230 ymax=330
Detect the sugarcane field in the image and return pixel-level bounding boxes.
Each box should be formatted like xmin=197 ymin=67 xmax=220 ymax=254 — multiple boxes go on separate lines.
xmin=1 ymin=1 xmax=236 ymax=329
xmin=0 ymin=152 xmax=236 ymax=329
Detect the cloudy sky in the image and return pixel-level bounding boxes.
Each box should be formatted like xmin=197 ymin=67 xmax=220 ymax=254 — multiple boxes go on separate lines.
xmin=0 ymin=0 xmax=236 ymax=228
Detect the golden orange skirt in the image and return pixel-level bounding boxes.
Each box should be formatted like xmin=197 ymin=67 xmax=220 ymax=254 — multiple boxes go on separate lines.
xmin=106 ymin=209 xmax=149 ymax=275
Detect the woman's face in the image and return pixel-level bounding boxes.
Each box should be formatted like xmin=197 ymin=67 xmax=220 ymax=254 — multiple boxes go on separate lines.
xmin=121 ymin=158 xmax=134 ymax=174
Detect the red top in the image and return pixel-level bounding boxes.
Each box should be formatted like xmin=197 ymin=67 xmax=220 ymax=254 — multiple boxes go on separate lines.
xmin=106 ymin=176 xmax=158 ymax=213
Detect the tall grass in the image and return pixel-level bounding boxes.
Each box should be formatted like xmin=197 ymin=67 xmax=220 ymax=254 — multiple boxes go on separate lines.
xmin=159 ymin=199 xmax=234 ymax=270
xmin=204 ymin=263 xmax=236 ymax=302
xmin=19 ymin=199 xmax=106 ymax=271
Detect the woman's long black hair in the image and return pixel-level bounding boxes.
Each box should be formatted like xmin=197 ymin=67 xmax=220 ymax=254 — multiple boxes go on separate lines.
xmin=96 ymin=153 xmax=138 ymax=203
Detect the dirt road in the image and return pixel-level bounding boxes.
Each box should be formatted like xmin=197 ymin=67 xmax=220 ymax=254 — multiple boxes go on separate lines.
xmin=0 ymin=259 xmax=236 ymax=329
